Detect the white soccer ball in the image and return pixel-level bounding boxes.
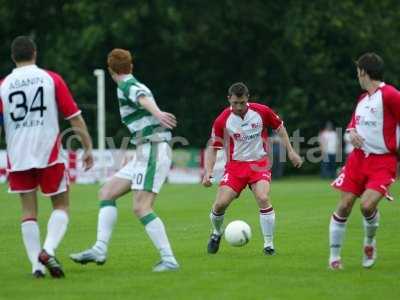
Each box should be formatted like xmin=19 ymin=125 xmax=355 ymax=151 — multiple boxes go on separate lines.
xmin=224 ymin=220 xmax=252 ymax=247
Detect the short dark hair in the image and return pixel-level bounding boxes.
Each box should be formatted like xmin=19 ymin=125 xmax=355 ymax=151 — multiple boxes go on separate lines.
xmin=228 ymin=82 xmax=249 ymax=97
xmin=11 ymin=36 xmax=36 ymax=62
xmin=356 ymin=52 xmax=384 ymax=81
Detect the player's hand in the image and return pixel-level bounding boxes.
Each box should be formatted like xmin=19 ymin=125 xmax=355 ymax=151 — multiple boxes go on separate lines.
xmin=349 ymin=129 xmax=364 ymax=148
xmin=82 ymin=150 xmax=94 ymax=171
xmin=156 ymin=111 xmax=177 ymax=129
xmin=288 ymin=150 xmax=303 ymax=168
xmin=202 ymin=172 xmax=214 ymax=187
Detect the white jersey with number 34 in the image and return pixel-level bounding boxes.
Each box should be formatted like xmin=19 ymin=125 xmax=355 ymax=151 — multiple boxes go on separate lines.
xmin=0 ymin=65 xmax=81 ymax=172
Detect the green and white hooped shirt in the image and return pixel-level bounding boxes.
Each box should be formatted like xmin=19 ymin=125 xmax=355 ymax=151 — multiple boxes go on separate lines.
xmin=117 ymin=75 xmax=171 ymax=145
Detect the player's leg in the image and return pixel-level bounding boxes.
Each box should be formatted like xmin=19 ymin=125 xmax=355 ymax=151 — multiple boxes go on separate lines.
xmin=250 ymin=179 xmax=275 ymax=255
xmin=43 ymin=191 xmax=69 ymax=257
xmin=207 ymin=185 xmax=238 ymax=254
xmin=359 ymin=154 xmax=397 ymax=268
xmin=211 ymin=186 xmax=238 ymax=235
xmin=19 ymin=191 xmax=46 ymax=277
xmin=330 ymin=151 xmax=364 ymax=269
xmin=130 ymin=142 xmax=178 ymax=271
xmin=9 ymin=169 xmax=44 ymax=277
xmin=33 ymin=163 xmax=69 ymax=278
xmin=359 ymin=189 xmax=382 ymax=268
xmin=133 ymin=190 xmax=178 ymax=271
xmin=70 ymin=176 xmax=131 ymax=264
xmin=329 ymin=191 xmax=357 ymax=269
xmin=93 ymin=177 xmax=131 ymax=256
xmin=38 ymin=190 xmax=69 ymax=278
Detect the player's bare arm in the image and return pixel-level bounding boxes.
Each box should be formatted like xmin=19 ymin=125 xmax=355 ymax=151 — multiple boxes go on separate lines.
xmin=347 ymin=128 xmax=364 ymax=149
xmin=202 ymin=146 xmax=219 ymax=187
xmin=276 ymin=125 xmax=303 ymax=168
xmin=137 ymin=96 xmax=177 ymax=129
xmin=69 ymin=114 xmax=94 ymax=171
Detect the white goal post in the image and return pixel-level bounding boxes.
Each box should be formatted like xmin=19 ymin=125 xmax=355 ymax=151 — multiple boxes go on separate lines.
xmin=94 ymin=69 xmax=106 ymax=180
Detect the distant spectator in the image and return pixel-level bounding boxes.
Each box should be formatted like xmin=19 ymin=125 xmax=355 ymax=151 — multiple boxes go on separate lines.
xmin=343 ymin=132 xmax=354 ymax=161
xmin=270 ymin=132 xmax=284 ymax=179
xmin=319 ymin=121 xmax=338 ymax=179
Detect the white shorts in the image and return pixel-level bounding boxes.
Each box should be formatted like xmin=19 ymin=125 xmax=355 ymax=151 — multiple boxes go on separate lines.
xmin=115 ymin=142 xmax=171 ymax=193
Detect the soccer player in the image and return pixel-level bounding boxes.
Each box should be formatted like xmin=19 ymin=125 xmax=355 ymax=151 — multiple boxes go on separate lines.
xmin=0 ymin=36 xmax=94 ymax=278
xmin=202 ymin=82 xmax=303 ymax=255
xmin=70 ymin=48 xmax=179 ymax=272
xmin=329 ymin=53 xmax=400 ymax=269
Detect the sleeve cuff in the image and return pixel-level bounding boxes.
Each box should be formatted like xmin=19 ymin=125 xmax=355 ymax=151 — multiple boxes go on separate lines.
xmin=64 ymin=110 xmax=82 ymax=120
xmin=274 ymin=122 xmax=284 ymax=131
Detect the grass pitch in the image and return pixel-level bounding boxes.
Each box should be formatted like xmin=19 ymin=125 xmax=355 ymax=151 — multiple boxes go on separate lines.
xmin=0 ymin=177 xmax=399 ymax=300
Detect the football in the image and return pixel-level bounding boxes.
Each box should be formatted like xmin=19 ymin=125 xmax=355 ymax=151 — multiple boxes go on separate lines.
xmin=224 ymin=220 xmax=252 ymax=247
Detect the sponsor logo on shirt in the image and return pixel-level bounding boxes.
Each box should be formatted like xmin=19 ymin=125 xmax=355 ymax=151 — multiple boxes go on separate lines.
xmin=251 ymin=122 xmax=262 ymax=129
xmin=355 ymin=115 xmax=377 ymax=127
xmin=370 ymin=107 xmax=377 ymax=114
xmin=233 ymin=132 xmax=261 ymax=141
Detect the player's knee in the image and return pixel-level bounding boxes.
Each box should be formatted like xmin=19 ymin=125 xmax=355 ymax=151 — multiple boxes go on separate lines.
xmin=132 ymin=194 xmax=151 ymax=216
xmin=338 ymin=200 xmax=353 ymax=216
xmin=360 ymin=201 xmax=375 ymax=217
xmin=133 ymin=203 xmax=151 ymax=217
xmin=213 ymin=202 xmax=227 ymax=214
xmin=256 ymin=195 xmax=270 ymax=207
xmin=99 ymin=186 xmax=113 ymax=200
xmin=132 ymin=205 xmax=143 ymax=217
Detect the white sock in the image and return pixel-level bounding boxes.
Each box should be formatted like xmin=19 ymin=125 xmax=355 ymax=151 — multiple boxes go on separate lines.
xmin=363 ymin=210 xmax=379 ymax=245
xmin=329 ymin=213 xmax=347 ymax=261
xmin=21 ymin=219 xmax=45 ymax=273
xmin=93 ymin=201 xmax=118 ymax=254
xmin=141 ymin=213 xmax=177 ymax=263
xmin=259 ymin=207 xmax=275 ymax=248
xmin=210 ymin=211 xmax=224 ymax=235
xmin=43 ymin=210 xmax=69 ymax=256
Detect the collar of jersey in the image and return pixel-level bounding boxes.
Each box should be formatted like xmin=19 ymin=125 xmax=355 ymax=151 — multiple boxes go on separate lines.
xmin=230 ymin=103 xmax=250 ymax=119
xmin=367 ymin=82 xmax=385 ymax=97
xmin=120 ymin=74 xmax=134 ymax=82
xmin=13 ymin=64 xmax=38 ymax=72
xmin=229 ymin=103 xmax=250 ymax=109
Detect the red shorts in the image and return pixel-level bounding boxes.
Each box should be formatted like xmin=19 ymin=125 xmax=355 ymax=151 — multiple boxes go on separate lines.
xmin=220 ymin=159 xmax=271 ymax=194
xmin=332 ymin=149 xmax=397 ymax=199
xmin=8 ymin=163 xmax=69 ymax=196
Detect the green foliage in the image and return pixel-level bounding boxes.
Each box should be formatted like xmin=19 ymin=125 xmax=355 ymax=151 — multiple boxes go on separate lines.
xmin=1 ymin=0 xmax=400 ymax=151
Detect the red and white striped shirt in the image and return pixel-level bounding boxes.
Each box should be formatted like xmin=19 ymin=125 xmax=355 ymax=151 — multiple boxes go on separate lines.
xmin=347 ymin=83 xmax=400 ymax=155
xmin=210 ymin=102 xmax=283 ymax=161
xmin=0 ymin=65 xmax=81 ymax=171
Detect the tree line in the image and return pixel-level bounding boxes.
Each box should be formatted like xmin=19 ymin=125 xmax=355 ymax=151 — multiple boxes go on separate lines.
xmin=1 ymin=0 xmax=399 ymax=172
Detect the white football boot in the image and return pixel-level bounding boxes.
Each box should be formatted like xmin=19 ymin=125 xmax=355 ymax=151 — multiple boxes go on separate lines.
xmin=362 ymin=239 xmax=377 ymax=268
xmin=70 ymin=248 xmax=106 ymax=265
xmin=152 ymin=258 xmax=180 ymax=272
xmin=329 ymin=258 xmax=343 ymax=270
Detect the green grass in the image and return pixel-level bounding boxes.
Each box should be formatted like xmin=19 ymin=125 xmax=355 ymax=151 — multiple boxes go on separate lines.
xmin=0 ymin=178 xmax=399 ymax=300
